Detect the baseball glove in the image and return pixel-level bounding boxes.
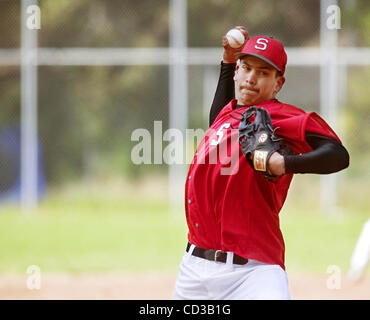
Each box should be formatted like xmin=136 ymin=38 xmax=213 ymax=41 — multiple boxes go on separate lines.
xmin=238 ymin=106 xmax=290 ymax=181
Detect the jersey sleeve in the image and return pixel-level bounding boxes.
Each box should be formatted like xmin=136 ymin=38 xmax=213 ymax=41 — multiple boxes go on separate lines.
xmin=270 ymin=105 xmax=342 ymax=155
xmin=304 ymin=112 xmax=342 ymax=144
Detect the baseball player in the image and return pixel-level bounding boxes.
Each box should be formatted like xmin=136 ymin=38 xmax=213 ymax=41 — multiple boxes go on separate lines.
xmin=173 ymin=26 xmax=350 ymax=300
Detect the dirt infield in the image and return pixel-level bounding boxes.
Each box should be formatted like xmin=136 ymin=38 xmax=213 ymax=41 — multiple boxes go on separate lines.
xmin=0 ymin=272 xmax=369 ymax=300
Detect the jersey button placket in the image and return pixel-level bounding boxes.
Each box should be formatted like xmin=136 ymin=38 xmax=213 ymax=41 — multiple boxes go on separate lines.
xmin=187 ymin=171 xmax=192 ymax=206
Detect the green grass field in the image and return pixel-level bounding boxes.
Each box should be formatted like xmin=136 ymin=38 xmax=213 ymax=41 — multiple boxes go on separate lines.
xmin=0 ymin=196 xmax=187 ymax=274
xmin=0 ymin=176 xmax=368 ymax=276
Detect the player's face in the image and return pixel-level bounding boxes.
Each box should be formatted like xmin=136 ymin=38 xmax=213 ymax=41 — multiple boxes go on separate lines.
xmin=234 ymin=56 xmax=285 ymax=106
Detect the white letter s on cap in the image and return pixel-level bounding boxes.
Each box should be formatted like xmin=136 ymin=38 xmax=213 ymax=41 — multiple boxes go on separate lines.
xmin=255 ymin=38 xmax=268 ymax=50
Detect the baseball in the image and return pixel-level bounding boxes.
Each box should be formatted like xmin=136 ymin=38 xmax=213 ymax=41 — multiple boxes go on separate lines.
xmin=226 ymin=28 xmax=245 ymax=48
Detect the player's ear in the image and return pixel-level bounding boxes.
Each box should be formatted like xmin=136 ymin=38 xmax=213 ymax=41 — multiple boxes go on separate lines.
xmin=233 ymin=64 xmax=240 ymax=81
xmin=274 ymin=76 xmax=285 ymax=94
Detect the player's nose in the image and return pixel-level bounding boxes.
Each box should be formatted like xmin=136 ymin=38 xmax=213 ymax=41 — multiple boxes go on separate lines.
xmin=245 ymin=70 xmax=257 ymax=85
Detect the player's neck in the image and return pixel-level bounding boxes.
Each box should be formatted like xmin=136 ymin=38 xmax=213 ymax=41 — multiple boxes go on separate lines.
xmin=234 ymin=98 xmax=278 ymax=109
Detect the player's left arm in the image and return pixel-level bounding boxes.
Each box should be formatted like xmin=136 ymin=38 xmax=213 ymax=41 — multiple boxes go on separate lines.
xmin=268 ymin=132 xmax=350 ymax=176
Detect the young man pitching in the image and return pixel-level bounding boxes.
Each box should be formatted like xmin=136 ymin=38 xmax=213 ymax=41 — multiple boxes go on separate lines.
xmin=173 ymin=27 xmax=349 ymax=300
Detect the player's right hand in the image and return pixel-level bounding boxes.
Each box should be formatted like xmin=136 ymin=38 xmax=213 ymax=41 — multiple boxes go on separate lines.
xmin=223 ymin=26 xmax=249 ymax=64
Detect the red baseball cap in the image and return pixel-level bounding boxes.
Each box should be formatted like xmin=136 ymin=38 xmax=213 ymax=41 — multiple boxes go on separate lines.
xmin=235 ymin=36 xmax=287 ymax=76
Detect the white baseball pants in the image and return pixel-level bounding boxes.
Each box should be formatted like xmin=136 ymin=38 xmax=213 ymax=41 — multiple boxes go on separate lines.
xmin=173 ymin=243 xmax=291 ymax=300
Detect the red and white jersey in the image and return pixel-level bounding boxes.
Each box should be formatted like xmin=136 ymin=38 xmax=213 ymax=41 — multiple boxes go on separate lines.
xmin=185 ymin=98 xmax=341 ymax=269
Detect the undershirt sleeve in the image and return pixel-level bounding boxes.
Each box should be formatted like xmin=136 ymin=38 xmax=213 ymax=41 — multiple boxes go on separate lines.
xmin=284 ymin=133 xmax=350 ymax=174
xmin=209 ymin=62 xmax=236 ymax=126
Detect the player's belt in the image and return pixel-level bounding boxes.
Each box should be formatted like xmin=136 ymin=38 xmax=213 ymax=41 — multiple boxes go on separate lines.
xmin=186 ymin=242 xmax=248 ymax=265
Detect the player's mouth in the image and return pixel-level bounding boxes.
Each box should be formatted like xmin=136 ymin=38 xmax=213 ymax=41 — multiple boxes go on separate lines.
xmin=241 ymin=86 xmax=259 ymax=94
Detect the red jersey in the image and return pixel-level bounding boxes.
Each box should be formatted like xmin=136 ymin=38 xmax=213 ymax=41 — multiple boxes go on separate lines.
xmin=185 ymin=98 xmax=341 ymax=269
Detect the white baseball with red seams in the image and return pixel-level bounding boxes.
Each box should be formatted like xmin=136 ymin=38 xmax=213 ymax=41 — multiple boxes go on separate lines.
xmin=226 ymin=28 xmax=245 ymax=48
